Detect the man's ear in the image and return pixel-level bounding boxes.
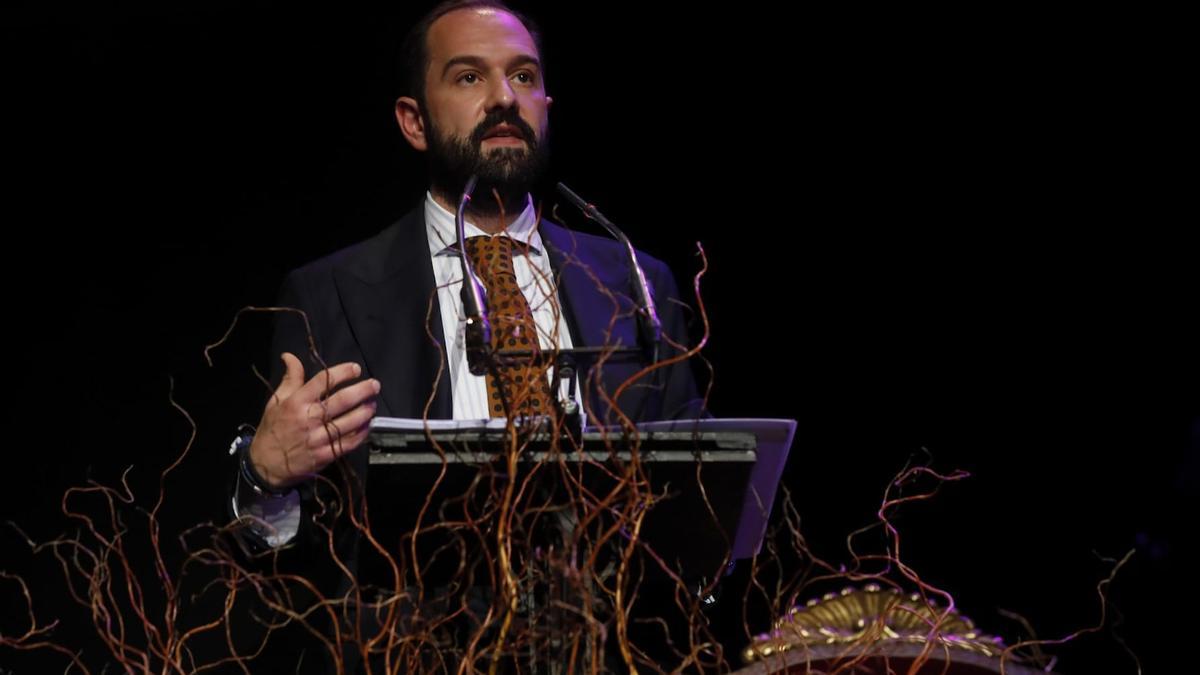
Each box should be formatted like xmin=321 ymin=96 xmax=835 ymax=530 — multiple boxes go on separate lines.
xmin=395 ymin=96 xmax=427 ymax=151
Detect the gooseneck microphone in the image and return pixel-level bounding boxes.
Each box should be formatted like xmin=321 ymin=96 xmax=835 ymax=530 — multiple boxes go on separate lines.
xmin=555 ymin=182 xmax=661 ymax=363
xmin=457 ymin=176 xmax=492 ymax=376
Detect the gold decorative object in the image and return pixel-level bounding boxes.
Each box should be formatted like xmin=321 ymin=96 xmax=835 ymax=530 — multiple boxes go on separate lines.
xmin=743 ymin=584 xmax=1008 ymax=665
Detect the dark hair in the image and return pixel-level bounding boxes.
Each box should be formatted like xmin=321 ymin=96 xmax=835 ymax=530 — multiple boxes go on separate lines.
xmin=398 ymin=0 xmax=545 ymax=104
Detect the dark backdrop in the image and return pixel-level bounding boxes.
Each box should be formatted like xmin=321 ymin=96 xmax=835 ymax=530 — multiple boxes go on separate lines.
xmin=3 ymin=2 xmax=1192 ymax=672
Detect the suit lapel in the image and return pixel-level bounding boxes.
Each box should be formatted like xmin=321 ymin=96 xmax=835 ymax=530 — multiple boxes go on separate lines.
xmin=540 ymin=220 xmax=640 ymax=351
xmin=539 ymin=221 xmax=643 ymax=423
xmin=332 ymin=208 xmax=453 ymax=419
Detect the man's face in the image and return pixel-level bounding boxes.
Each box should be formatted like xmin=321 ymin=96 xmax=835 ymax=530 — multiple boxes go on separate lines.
xmin=419 ymin=8 xmax=552 ymax=200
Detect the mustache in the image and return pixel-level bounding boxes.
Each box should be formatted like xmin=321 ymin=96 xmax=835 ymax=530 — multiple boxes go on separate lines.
xmin=469 ymin=109 xmax=538 ymax=146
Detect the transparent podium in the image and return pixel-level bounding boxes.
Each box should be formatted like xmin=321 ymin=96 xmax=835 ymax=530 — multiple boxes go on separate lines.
xmin=362 ymin=417 xmax=795 ymax=672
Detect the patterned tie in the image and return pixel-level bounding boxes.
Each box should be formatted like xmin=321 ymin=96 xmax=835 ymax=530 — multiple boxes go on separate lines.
xmin=463 ymin=235 xmax=554 ymax=418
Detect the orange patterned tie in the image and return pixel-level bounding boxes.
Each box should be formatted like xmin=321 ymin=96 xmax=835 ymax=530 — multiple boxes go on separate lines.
xmin=463 ymin=235 xmax=554 ymax=418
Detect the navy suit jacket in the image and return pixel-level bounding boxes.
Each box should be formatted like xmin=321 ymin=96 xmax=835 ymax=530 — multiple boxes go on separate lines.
xmin=246 ymin=206 xmax=705 ymax=574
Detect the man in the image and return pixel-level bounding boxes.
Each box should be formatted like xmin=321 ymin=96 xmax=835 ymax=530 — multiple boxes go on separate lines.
xmin=226 ymin=0 xmax=703 ymax=668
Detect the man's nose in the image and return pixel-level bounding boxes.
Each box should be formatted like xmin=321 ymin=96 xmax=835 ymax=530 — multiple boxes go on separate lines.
xmin=484 ymin=76 xmax=516 ymax=112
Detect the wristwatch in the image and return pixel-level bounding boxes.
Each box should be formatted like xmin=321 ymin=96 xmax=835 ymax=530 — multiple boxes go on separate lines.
xmin=229 ymin=424 xmax=290 ymax=498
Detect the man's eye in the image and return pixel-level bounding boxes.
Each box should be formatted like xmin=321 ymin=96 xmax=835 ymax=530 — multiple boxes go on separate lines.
xmin=512 ymin=71 xmax=533 ymax=84
xmin=458 ymin=72 xmax=479 ymax=84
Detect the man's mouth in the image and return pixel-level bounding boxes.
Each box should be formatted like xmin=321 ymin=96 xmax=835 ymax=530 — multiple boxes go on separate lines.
xmin=482 ymin=124 xmax=526 ymax=144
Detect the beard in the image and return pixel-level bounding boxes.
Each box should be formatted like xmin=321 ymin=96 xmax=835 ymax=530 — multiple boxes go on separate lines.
xmin=425 ymin=107 xmax=550 ymax=218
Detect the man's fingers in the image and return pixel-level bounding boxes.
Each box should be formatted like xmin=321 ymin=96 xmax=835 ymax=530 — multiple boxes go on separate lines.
xmin=307 ymin=378 xmax=380 ymax=421
xmin=309 ymin=399 xmax=377 ymax=449
xmin=300 ymin=362 xmax=365 ymax=401
xmin=311 ymin=422 xmax=373 ymax=468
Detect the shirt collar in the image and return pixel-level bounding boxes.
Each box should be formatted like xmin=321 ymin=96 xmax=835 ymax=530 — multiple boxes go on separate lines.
xmin=424 ymin=191 xmax=544 ymax=257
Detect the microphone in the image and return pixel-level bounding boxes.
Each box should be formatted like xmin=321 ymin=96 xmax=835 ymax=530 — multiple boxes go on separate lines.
xmin=555 ymin=182 xmax=661 ymax=363
xmin=457 ymin=176 xmax=491 ymax=376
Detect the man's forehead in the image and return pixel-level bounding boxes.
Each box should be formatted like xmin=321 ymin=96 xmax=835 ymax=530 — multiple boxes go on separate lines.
xmin=426 ymin=8 xmax=538 ymax=63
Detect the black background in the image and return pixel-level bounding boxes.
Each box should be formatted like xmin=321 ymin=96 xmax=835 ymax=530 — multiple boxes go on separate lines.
xmin=3 ymin=2 xmax=1193 ymax=672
